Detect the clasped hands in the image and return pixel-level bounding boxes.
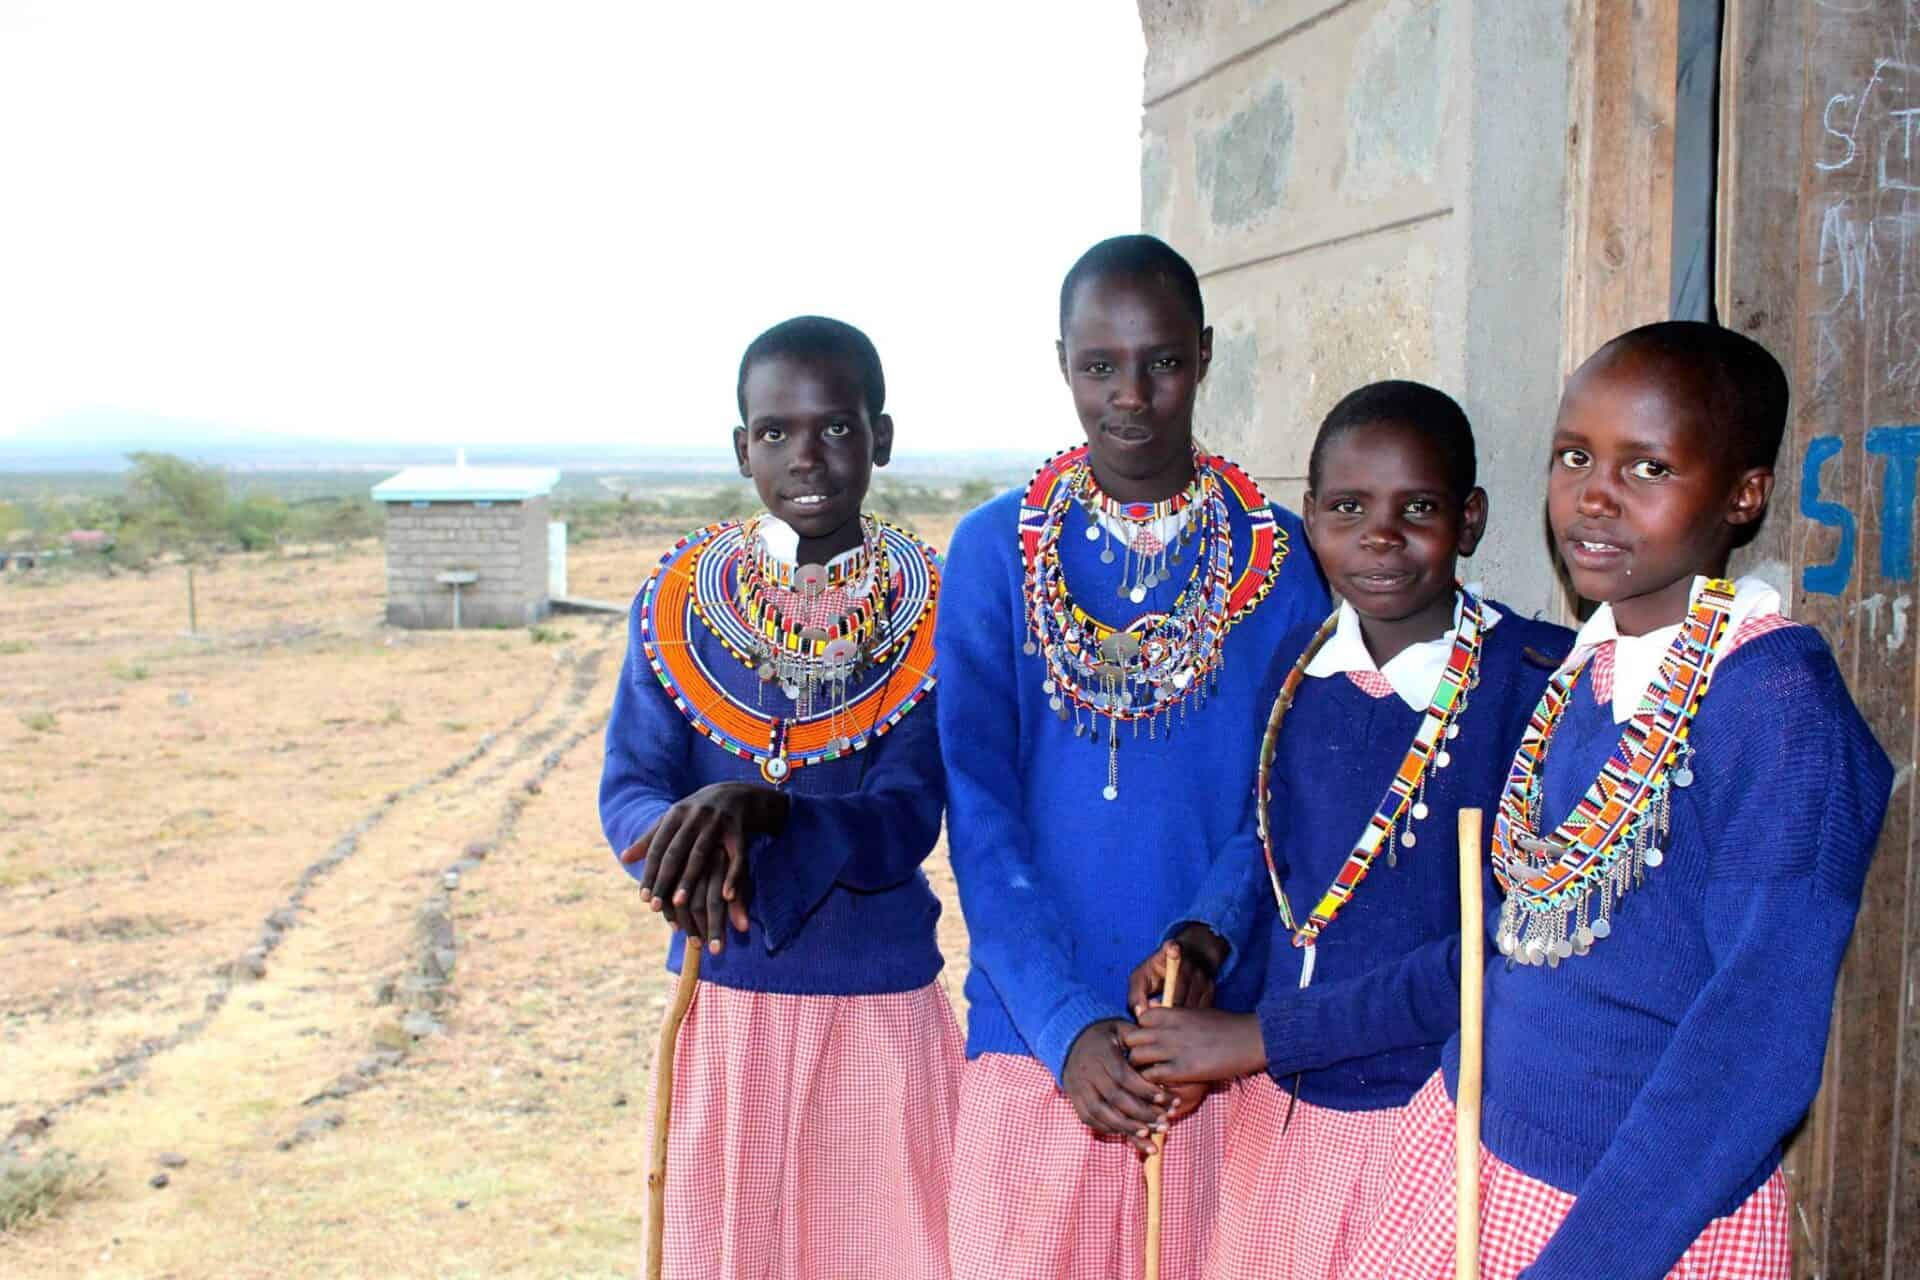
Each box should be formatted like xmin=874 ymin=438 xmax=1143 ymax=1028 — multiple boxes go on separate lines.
xmin=1063 ymin=925 xmax=1266 ymax=1154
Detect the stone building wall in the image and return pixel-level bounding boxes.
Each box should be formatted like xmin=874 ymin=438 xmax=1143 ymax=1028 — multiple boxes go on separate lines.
xmin=1138 ymin=0 xmax=1573 ymax=617
xmin=381 ymin=496 xmax=552 ymax=629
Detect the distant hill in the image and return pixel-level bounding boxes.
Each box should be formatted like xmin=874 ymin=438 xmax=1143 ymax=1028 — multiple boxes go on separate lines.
xmin=0 ymin=407 xmax=1033 ymax=481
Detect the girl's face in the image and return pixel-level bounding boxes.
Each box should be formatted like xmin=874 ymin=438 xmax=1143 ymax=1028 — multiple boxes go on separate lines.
xmin=733 ymin=354 xmax=891 ymax=560
xmin=1305 ymin=419 xmax=1485 ymax=662
xmin=1547 ymin=357 xmax=1771 ymax=635
xmin=1056 ymin=274 xmax=1211 ymax=504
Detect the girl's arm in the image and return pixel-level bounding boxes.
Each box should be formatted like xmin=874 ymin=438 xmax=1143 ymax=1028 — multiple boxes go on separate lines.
xmin=599 ymin=598 xmax=694 ymax=867
xmin=1521 ymin=641 xmax=1891 ymax=1280
xmin=1522 ymin=877 xmax=1854 ymax=1280
xmin=746 ymin=686 xmax=944 ymax=950
xmin=938 ymin=508 xmax=1129 ymax=1083
xmin=1258 ymin=932 xmax=1468 ymax=1079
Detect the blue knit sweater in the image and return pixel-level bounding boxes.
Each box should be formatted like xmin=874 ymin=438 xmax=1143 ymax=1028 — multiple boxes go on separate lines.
xmin=938 ymin=484 xmax=1329 ymax=1081
xmin=598 ymin=527 xmax=947 ymax=996
xmin=1434 ymin=624 xmax=1891 ymax=1280
xmin=1240 ymin=604 xmax=1571 ymax=1111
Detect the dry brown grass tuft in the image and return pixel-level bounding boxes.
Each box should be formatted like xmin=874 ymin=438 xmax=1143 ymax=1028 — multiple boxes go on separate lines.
xmin=0 ymin=1152 xmax=99 ymax=1234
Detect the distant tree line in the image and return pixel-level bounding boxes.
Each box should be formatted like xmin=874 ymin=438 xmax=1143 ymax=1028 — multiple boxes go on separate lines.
xmin=0 ymin=452 xmax=379 ymax=569
xmin=0 ymin=456 xmax=1011 ymax=569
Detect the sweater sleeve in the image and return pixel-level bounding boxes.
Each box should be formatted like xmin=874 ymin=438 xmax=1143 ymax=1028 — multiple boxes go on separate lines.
xmin=938 ymin=508 xmax=1129 ymax=1082
xmin=1261 ymin=839 xmax=1502 ymax=1075
xmin=1521 ymin=643 xmax=1891 ymax=1280
xmin=748 ymin=687 xmax=946 ymax=950
xmin=598 ymin=595 xmax=693 ymax=874
xmin=1260 ymin=933 xmax=1464 ymax=1078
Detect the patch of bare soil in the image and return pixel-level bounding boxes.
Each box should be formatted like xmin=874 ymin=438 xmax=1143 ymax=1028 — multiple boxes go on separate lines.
xmin=0 ymin=521 xmax=967 ymax=1277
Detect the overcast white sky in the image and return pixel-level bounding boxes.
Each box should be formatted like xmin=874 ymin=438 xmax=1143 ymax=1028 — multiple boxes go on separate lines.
xmin=0 ymin=1 xmax=1146 ymax=453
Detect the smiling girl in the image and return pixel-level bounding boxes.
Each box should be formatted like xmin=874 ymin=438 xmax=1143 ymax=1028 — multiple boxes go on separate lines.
xmin=938 ymin=235 xmax=1329 ymax=1280
xmin=1119 ymin=382 xmax=1571 ymax=1279
xmin=1348 ymin=323 xmax=1893 ymax=1279
xmin=600 ymin=316 xmax=960 ymax=1280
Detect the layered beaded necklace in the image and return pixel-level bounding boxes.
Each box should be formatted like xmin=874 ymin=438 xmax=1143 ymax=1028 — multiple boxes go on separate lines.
xmin=1018 ymin=445 xmax=1284 ymax=799
xmin=1071 ymin=465 xmax=1204 ymax=602
xmin=1491 ymin=577 xmax=1735 ymax=967
xmin=1256 ymin=591 xmax=1486 ymax=976
xmin=642 ymin=516 xmax=937 ymax=786
xmin=733 ymin=513 xmax=890 ymax=718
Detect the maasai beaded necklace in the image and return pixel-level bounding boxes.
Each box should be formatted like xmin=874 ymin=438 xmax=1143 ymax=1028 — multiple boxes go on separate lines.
xmin=1256 ymin=591 xmax=1487 ymax=980
xmin=642 ymin=517 xmax=937 ymax=786
xmin=1017 ymin=445 xmax=1283 ymax=799
xmin=1071 ymin=464 xmax=1204 ymax=601
xmin=1491 ymin=577 xmax=1735 ymax=967
xmin=733 ymin=513 xmax=889 ymax=717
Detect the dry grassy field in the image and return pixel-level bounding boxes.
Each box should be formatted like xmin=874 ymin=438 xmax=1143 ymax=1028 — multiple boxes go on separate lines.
xmin=0 ymin=521 xmax=967 ymax=1278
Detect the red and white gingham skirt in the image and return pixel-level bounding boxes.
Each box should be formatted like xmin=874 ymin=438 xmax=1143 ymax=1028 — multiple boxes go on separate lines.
xmin=947 ymin=1051 xmax=1228 ymax=1280
xmin=1346 ymin=1072 xmax=1791 ymax=1279
xmin=1204 ymin=1075 xmax=1402 ymax=1280
xmin=645 ymin=980 xmax=965 ymax=1280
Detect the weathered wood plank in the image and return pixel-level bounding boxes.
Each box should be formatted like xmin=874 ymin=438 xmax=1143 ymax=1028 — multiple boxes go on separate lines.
xmin=1790 ymin=5 xmax=1914 ymax=1277
xmin=1719 ymin=0 xmax=1808 ymax=603
xmin=1717 ymin=5 xmax=1828 ymax=1263
xmin=1565 ymin=0 xmax=1676 ymax=372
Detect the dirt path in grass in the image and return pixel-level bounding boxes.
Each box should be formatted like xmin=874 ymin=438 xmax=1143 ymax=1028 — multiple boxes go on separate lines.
xmin=0 ymin=525 xmax=968 ymax=1278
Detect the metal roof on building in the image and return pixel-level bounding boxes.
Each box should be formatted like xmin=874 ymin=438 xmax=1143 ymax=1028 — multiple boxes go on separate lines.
xmin=370 ymin=464 xmax=559 ymax=503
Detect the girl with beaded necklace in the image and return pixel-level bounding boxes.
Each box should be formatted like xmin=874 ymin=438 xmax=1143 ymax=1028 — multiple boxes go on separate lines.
xmin=938 ymin=235 xmax=1330 ymax=1280
xmin=601 ymin=316 xmax=960 ymax=1280
xmin=1346 ymin=322 xmax=1892 ymax=1279
xmin=1119 ymin=381 xmax=1572 ymax=1280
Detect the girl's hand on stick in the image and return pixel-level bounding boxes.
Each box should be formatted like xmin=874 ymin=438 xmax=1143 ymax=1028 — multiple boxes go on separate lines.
xmin=1062 ymin=1019 xmax=1169 ymax=1155
xmin=1126 ymin=931 xmax=1222 ymax=1015
xmin=620 ymin=782 xmax=785 ymax=952
xmin=1119 ymin=1007 xmax=1266 ymax=1092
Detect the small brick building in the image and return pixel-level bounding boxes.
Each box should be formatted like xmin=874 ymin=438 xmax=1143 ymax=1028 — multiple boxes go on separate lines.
xmin=370 ymin=461 xmax=559 ymax=629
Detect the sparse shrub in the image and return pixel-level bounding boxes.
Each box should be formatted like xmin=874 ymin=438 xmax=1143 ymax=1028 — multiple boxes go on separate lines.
xmin=19 ymin=710 xmax=56 ymax=733
xmin=226 ymin=493 xmax=290 ymax=551
xmin=0 ymin=1149 xmax=99 ymax=1232
xmin=0 ymin=640 xmax=28 ymax=656
xmin=111 ymin=661 xmax=150 ymax=681
xmin=529 ymin=624 xmax=572 ymax=644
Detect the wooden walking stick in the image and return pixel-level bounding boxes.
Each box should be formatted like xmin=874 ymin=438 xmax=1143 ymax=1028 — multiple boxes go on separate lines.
xmin=1455 ymin=809 xmax=1484 ymax=1280
xmin=1143 ymin=943 xmax=1182 ymax=1280
xmin=647 ymin=942 xmax=702 ymax=1280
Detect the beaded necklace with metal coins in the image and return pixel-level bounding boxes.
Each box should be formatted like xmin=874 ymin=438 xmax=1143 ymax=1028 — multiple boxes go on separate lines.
xmin=1017 ymin=445 xmax=1284 ymax=800
xmin=1070 ymin=463 xmax=1205 ymax=601
xmin=732 ymin=513 xmax=889 ymax=719
xmin=1491 ymin=577 xmax=1735 ymax=968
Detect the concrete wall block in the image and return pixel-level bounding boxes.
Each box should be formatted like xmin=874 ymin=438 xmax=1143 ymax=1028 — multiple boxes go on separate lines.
xmin=1142 ymin=0 xmax=1567 ymax=617
xmin=1143 ymin=125 xmax=1174 ymax=238
xmin=1196 ymin=322 xmax=1263 ymax=466
xmin=1344 ymin=0 xmax=1449 ymax=202
xmin=1199 ymin=215 xmax=1446 ymax=485
xmin=378 ymin=491 xmax=555 ymax=629
xmin=1139 ymin=0 xmax=1334 ymax=106
xmin=1195 ymin=77 xmax=1296 ymax=230
xmin=1141 ymin=0 xmax=1457 ymax=275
